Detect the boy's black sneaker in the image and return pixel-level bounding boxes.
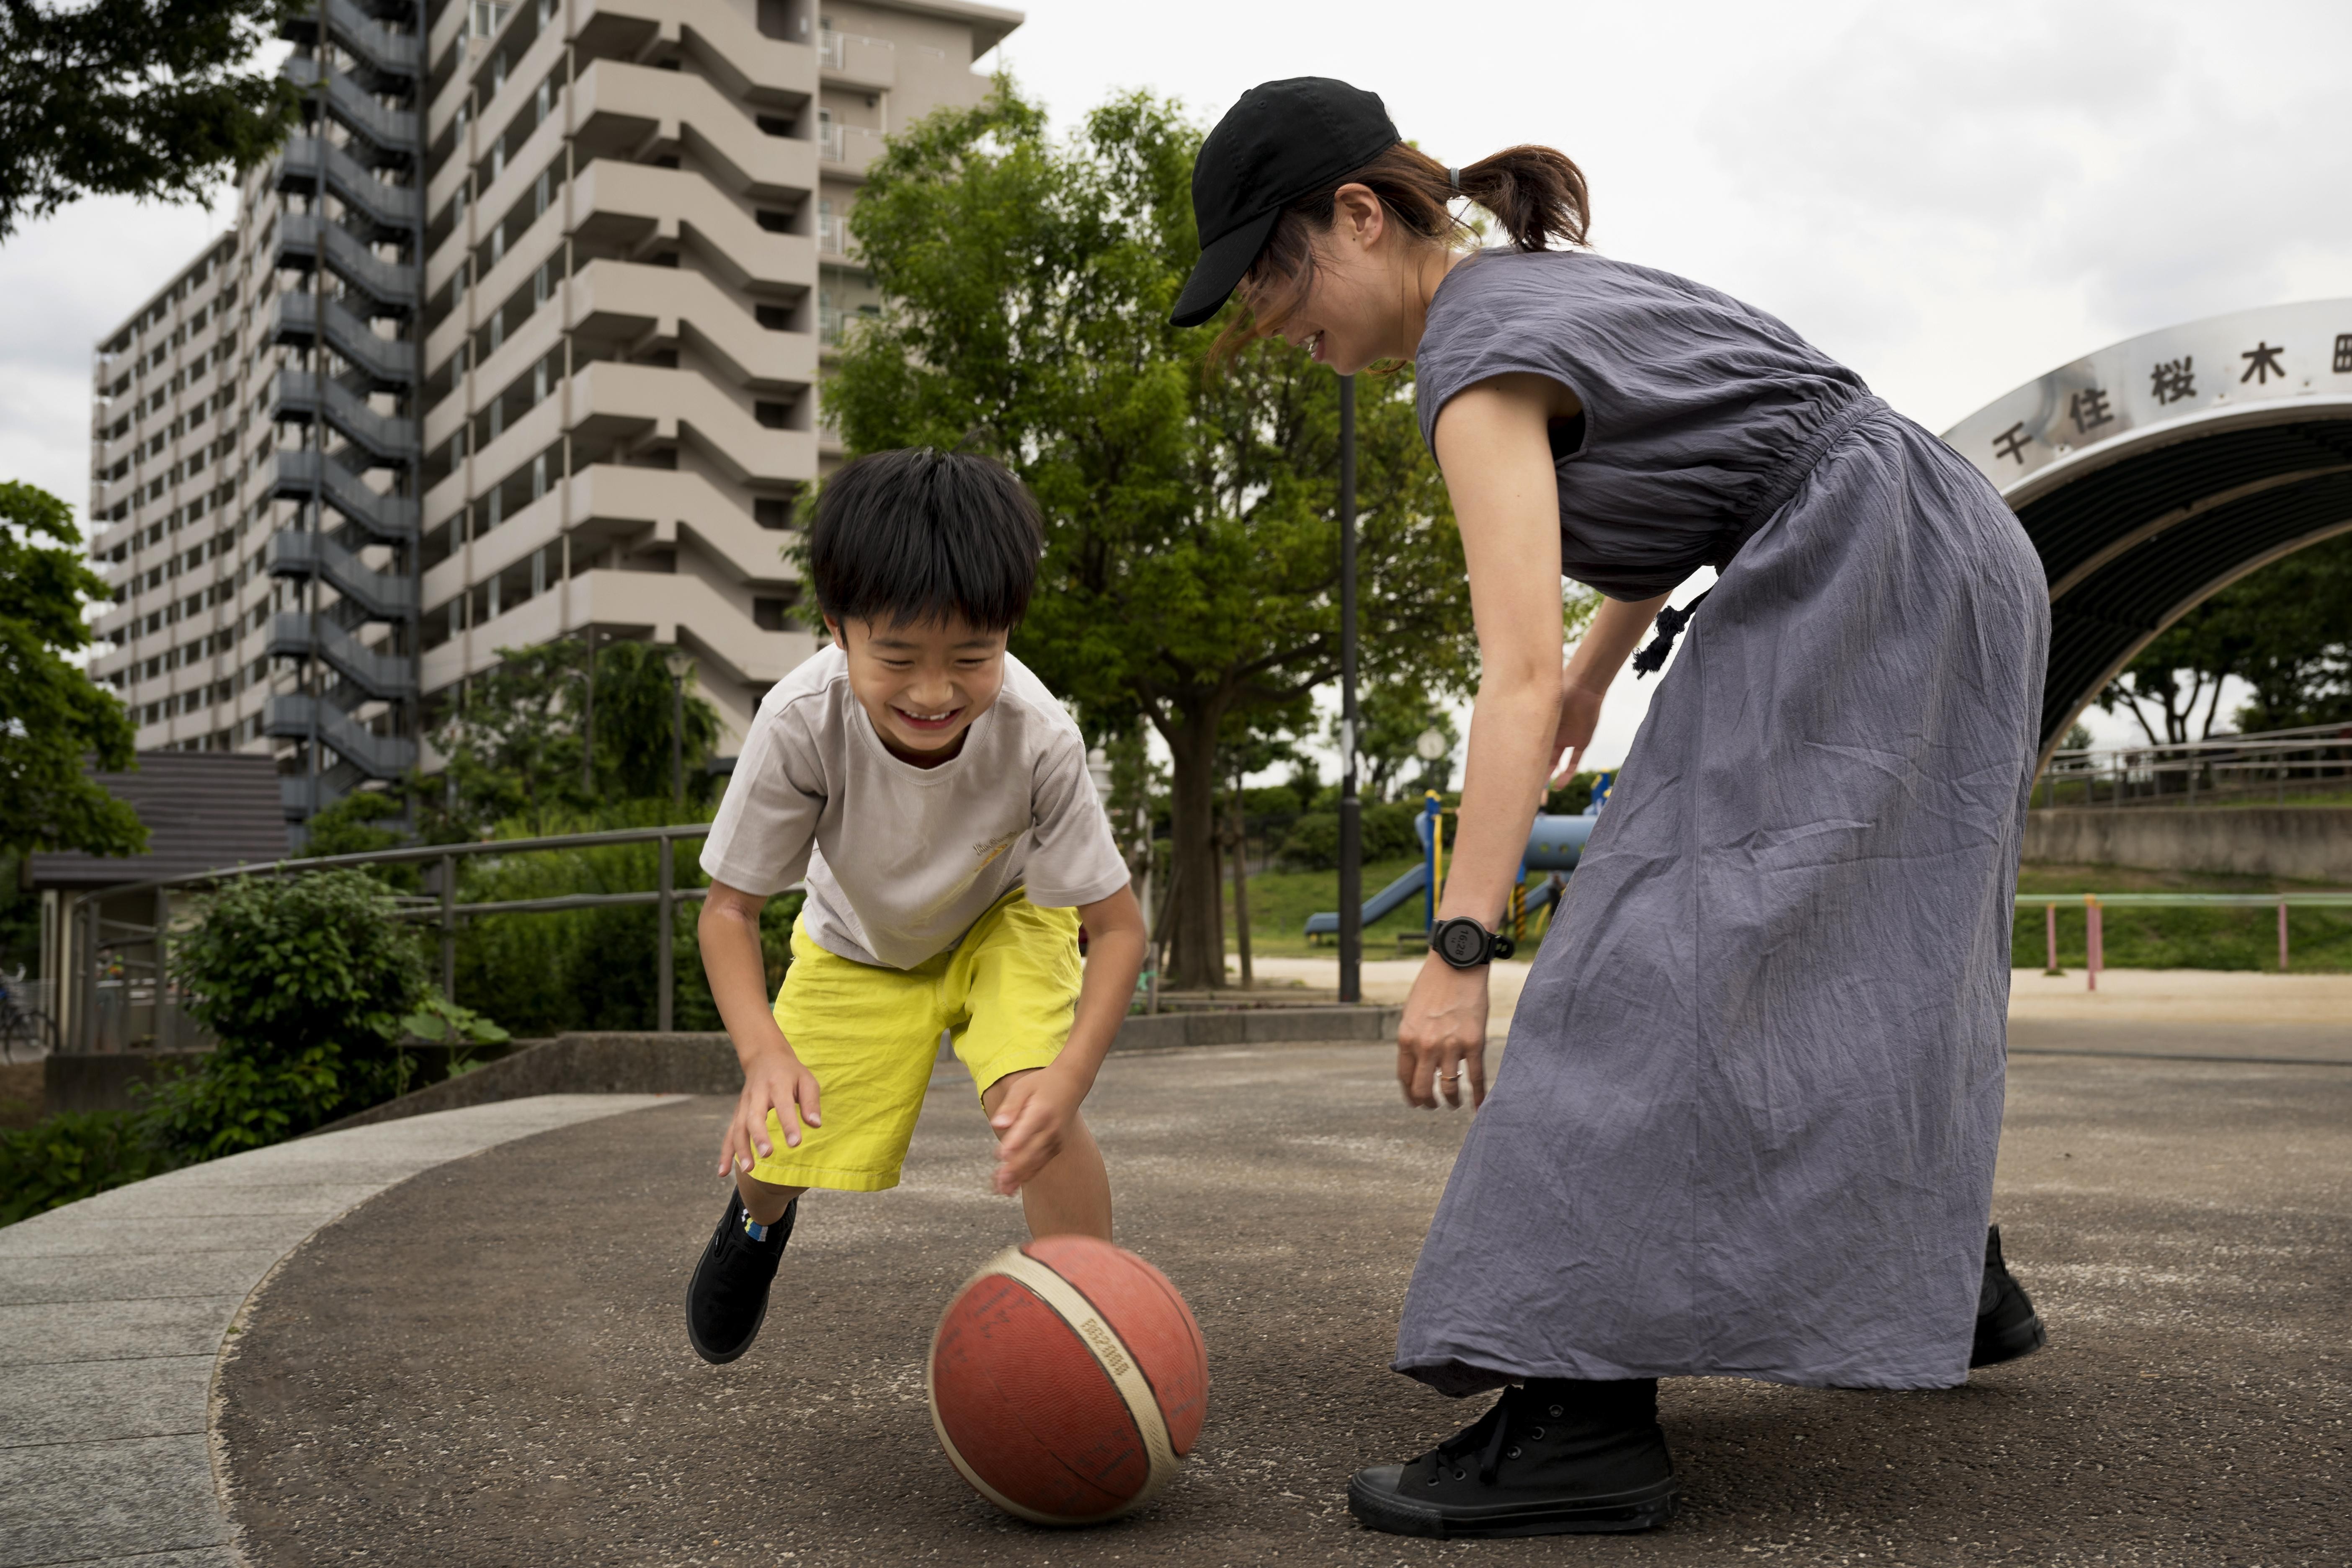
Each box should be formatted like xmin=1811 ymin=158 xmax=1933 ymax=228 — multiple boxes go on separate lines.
xmin=1970 ymin=1223 xmax=2047 ymax=1368
xmin=686 ymin=1191 xmax=796 ymax=1364
xmin=1347 ymin=1377 xmax=1677 ymax=1538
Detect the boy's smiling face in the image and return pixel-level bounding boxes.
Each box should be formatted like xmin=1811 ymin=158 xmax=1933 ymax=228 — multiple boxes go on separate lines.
xmin=828 ymin=614 xmax=1008 ymax=768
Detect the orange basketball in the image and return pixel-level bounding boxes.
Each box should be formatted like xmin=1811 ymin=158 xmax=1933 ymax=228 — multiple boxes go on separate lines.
xmin=927 ymin=1236 xmax=1209 ymax=1524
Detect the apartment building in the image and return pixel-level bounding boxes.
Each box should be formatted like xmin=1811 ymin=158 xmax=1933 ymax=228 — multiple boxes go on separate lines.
xmin=86 ymin=0 xmax=1021 ymax=830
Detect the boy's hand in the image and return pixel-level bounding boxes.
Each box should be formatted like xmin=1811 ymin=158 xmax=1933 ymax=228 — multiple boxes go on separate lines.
xmin=721 ymin=1044 xmax=823 ymax=1177
xmin=988 ymin=1066 xmax=1086 ymax=1196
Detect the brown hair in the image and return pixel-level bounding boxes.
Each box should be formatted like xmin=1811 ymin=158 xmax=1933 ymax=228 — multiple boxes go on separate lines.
xmin=1209 ymin=140 xmax=1591 ymax=364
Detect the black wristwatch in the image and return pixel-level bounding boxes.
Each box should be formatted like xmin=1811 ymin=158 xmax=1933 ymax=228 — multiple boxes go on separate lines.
xmin=1431 ymin=916 xmax=1515 ymax=969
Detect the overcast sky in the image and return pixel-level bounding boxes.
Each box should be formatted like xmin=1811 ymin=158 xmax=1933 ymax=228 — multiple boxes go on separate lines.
xmin=5 ymin=0 xmax=2343 ymax=762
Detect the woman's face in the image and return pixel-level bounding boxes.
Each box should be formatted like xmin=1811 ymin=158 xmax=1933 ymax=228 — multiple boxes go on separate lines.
xmin=1242 ymin=187 xmax=1411 ymax=376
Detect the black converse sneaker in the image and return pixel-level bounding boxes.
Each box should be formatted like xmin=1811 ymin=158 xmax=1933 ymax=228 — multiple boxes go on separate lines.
xmin=1348 ymin=1378 xmax=1678 ymax=1538
xmin=686 ymin=1191 xmax=797 ymax=1364
xmin=1970 ymin=1223 xmax=2047 ymax=1368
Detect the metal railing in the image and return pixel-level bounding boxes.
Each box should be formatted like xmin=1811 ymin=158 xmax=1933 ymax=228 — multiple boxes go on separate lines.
xmin=2037 ymin=724 xmax=2352 ymax=810
xmin=2018 ymin=891 xmax=2352 ymax=989
xmin=61 ymin=823 xmax=723 ymax=1054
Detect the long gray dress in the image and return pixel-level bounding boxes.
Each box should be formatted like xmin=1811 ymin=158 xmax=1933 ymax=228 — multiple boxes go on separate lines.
xmin=1394 ymin=250 xmax=2048 ymax=1395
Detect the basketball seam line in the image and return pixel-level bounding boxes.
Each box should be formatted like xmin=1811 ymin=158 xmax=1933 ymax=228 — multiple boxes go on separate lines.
xmin=990 ymin=1251 xmax=1180 ymax=1498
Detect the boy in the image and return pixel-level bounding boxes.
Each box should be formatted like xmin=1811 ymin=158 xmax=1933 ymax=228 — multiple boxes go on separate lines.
xmin=685 ymin=447 xmax=1148 ymax=1364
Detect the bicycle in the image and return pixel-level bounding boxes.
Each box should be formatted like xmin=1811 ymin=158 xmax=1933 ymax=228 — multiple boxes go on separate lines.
xmin=0 ymin=967 xmax=60 ymax=1065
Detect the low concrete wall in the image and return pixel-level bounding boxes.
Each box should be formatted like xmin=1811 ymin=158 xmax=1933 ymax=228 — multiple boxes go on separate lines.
xmin=36 ymin=1042 xmax=523 ymax=1119
xmin=2023 ymin=807 xmax=2352 ymax=881
xmin=314 ymin=1006 xmax=1405 ymax=1134
xmin=41 ymin=1050 xmax=212 ymax=1116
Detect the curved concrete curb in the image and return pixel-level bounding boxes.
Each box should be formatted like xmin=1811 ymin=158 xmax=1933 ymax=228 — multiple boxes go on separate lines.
xmin=0 ymin=1094 xmax=683 ymax=1568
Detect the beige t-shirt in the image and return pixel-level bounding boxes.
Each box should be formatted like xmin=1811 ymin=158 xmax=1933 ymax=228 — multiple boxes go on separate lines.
xmin=700 ymin=645 xmax=1131 ymax=970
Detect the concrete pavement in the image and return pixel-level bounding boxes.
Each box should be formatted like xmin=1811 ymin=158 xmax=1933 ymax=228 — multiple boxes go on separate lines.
xmin=205 ymin=1039 xmax=2348 ymax=1566
xmin=0 ymin=1096 xmax=681 ymax=1568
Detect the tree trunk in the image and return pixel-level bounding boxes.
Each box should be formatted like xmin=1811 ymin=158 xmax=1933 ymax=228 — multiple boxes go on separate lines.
xmin=1228 ymin=772 xmax=1253 ymax=990
xmin=1162 ymin=711 xmax=1226 ymax=990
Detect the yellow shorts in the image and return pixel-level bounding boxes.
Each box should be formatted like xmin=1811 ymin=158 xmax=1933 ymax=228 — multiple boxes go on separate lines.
xmin=748 ymin=889 xmax=1081 ymax=1193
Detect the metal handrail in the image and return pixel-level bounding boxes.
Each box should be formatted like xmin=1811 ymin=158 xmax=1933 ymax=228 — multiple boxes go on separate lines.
xmin=2036 ymin=725 xmax=2352 ymax=810
xmin=65 ymin=823 xmax=727 ymax=1050
xmin=2019 ymin=889 xmax=2349 ymax=988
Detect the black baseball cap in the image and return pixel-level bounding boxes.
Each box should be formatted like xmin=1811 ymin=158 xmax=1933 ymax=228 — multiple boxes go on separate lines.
xmin=1170 ymin=77 xmax=1401 ymax=329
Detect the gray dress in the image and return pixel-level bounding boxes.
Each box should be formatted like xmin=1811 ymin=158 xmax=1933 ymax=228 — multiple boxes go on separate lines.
xmin=1395 ymin=251 xmax=2048 ymax=1395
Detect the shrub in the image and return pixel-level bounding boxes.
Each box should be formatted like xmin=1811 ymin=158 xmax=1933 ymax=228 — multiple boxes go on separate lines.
xmin=0 ymin=1110 xmax=171 ymax=1226
xmin=148 ymin=869 xmax=433 ymax=1160
xmin=1276 ymin=802 xmax=1425 ymax=871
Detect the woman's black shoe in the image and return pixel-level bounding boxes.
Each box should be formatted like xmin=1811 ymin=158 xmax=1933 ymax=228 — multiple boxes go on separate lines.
xmin=1348 ymin=1378 xmax=1677 ymax=1538
xmin=686 ymin=1191 xmax=796 ymax=1364
xmin=1970 ymin=1223 xmax=2047 ymax=1368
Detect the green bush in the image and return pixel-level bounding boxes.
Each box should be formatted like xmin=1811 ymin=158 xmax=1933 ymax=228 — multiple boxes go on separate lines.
xmin=0 ymin=1110 xmax=171 ymax=1226
xmin=448 ymin=802 xmax=803 ymax=1036
xmin=1277 ymin=801 xmax=1425 ymax=871
xmin=147 ymin=869 xmax=433 ymax=1161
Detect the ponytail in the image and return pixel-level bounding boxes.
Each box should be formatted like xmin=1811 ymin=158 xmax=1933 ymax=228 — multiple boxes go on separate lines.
xmin=1453 ymin=146 xmax=1590 ymax=253
xmin=1209 ymin=140 xmax=1591 ymax=366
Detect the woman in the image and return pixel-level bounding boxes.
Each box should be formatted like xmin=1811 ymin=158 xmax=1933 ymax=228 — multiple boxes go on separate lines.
xmin=1172 ymin=79 xmax=2050 ymax=1538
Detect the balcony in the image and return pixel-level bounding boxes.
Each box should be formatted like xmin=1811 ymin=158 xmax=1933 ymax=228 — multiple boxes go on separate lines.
xmin=816 ymin=119 xmax=883 ymax=181
xmin=818 ymin=28 xmax=894 ymax=91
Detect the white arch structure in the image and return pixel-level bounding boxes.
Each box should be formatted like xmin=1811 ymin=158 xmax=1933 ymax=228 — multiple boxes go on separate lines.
xmin=1940 ymin=299 xmax=2352 ymax=763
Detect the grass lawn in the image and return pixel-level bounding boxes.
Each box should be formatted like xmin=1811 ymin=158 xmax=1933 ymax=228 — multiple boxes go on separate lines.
xmin=2012 ymin=862 xmax=2352 ymax=972
xmin=1222 ymin=858 xmax=2352 ymax=972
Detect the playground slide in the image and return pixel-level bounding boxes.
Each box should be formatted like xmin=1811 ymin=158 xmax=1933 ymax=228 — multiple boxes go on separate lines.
xmin=1302 ymin=861 xmax=1428 ymax=938
xmin=1303 ymin=813 xmax=1599 ymax=938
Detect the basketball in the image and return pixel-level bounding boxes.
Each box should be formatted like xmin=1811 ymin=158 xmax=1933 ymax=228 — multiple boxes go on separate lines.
xmin=926 ymin=1236 xmax=1209 ymax=1524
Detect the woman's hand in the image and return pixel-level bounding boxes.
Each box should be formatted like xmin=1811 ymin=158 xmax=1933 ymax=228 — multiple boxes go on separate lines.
xmin=1398 ymin=955 xmax=1491 ymax=1109
xmin=1552 ymin=674 xmax=1604 ymax=787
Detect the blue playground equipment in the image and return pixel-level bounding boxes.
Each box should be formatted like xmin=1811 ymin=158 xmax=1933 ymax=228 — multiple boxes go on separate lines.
xmin=1303 ymin=793 xmax=1607 ymax=940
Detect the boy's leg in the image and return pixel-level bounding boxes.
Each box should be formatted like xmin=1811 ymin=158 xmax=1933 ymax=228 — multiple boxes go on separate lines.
xmin=980 ymin=1068 xmax=1111 ymax=1241
xmin=689 ymin=923 xmax=947 ymax=1364
xmin=949 ymin=893 xmax=1112 ymax=1242
xmin=735 ymin=1172 xmax=806 ymax=1225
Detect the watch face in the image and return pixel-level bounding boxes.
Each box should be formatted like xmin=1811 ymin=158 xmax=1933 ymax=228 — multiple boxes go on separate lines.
xmin=1440 ymin=921 xmax=1485 ymax=965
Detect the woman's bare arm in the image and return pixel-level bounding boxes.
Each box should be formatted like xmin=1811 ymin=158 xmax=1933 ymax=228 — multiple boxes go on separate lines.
xmin=1392 ymin=372 xmax=1573 ymax=1109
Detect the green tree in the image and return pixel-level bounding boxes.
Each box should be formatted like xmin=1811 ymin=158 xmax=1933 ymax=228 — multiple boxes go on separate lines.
xmin=0 ymin=482 xmax=144 ymax=856
xmin=829 ymin=83 xmax=1477 ymax=988
xmin=2100 ymin=534 xmax=2352 ymax=742
xmin=427 ymin=637 xmax=723 ymax=836
xmin=0 ymin=0 xmax=301 ymax=240
xmin=1341 ymin=676 xmax=1458 ymax=803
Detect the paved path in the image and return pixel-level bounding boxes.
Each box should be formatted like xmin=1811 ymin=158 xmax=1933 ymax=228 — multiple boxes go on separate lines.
xmin=207 ymin=1038 xmax=2348 ymax=1566
xmin=1243 ymin=959 xmax=2352 ymax=1040
xmin=0 ymin=1096 xmax=680 ymax=1568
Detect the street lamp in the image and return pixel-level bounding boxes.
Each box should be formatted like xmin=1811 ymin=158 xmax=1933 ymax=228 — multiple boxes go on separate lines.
xmin=663 ymin=647 xmax=694 ymax=808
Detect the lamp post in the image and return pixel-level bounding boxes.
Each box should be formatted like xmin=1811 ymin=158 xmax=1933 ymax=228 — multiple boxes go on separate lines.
xmin=663 ymin=647 xmax=693 ymax=809
xmin=1338 ymin=374 xmax=1361 ymax=1005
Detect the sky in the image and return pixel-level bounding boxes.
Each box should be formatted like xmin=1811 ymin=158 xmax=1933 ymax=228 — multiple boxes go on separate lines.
xmin=6 ymin=0 xmax=2345 ymax=766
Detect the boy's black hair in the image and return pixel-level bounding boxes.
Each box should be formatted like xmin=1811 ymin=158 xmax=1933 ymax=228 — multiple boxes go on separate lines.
xmin=807 ymin=448 xmax=1044 ymax=632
